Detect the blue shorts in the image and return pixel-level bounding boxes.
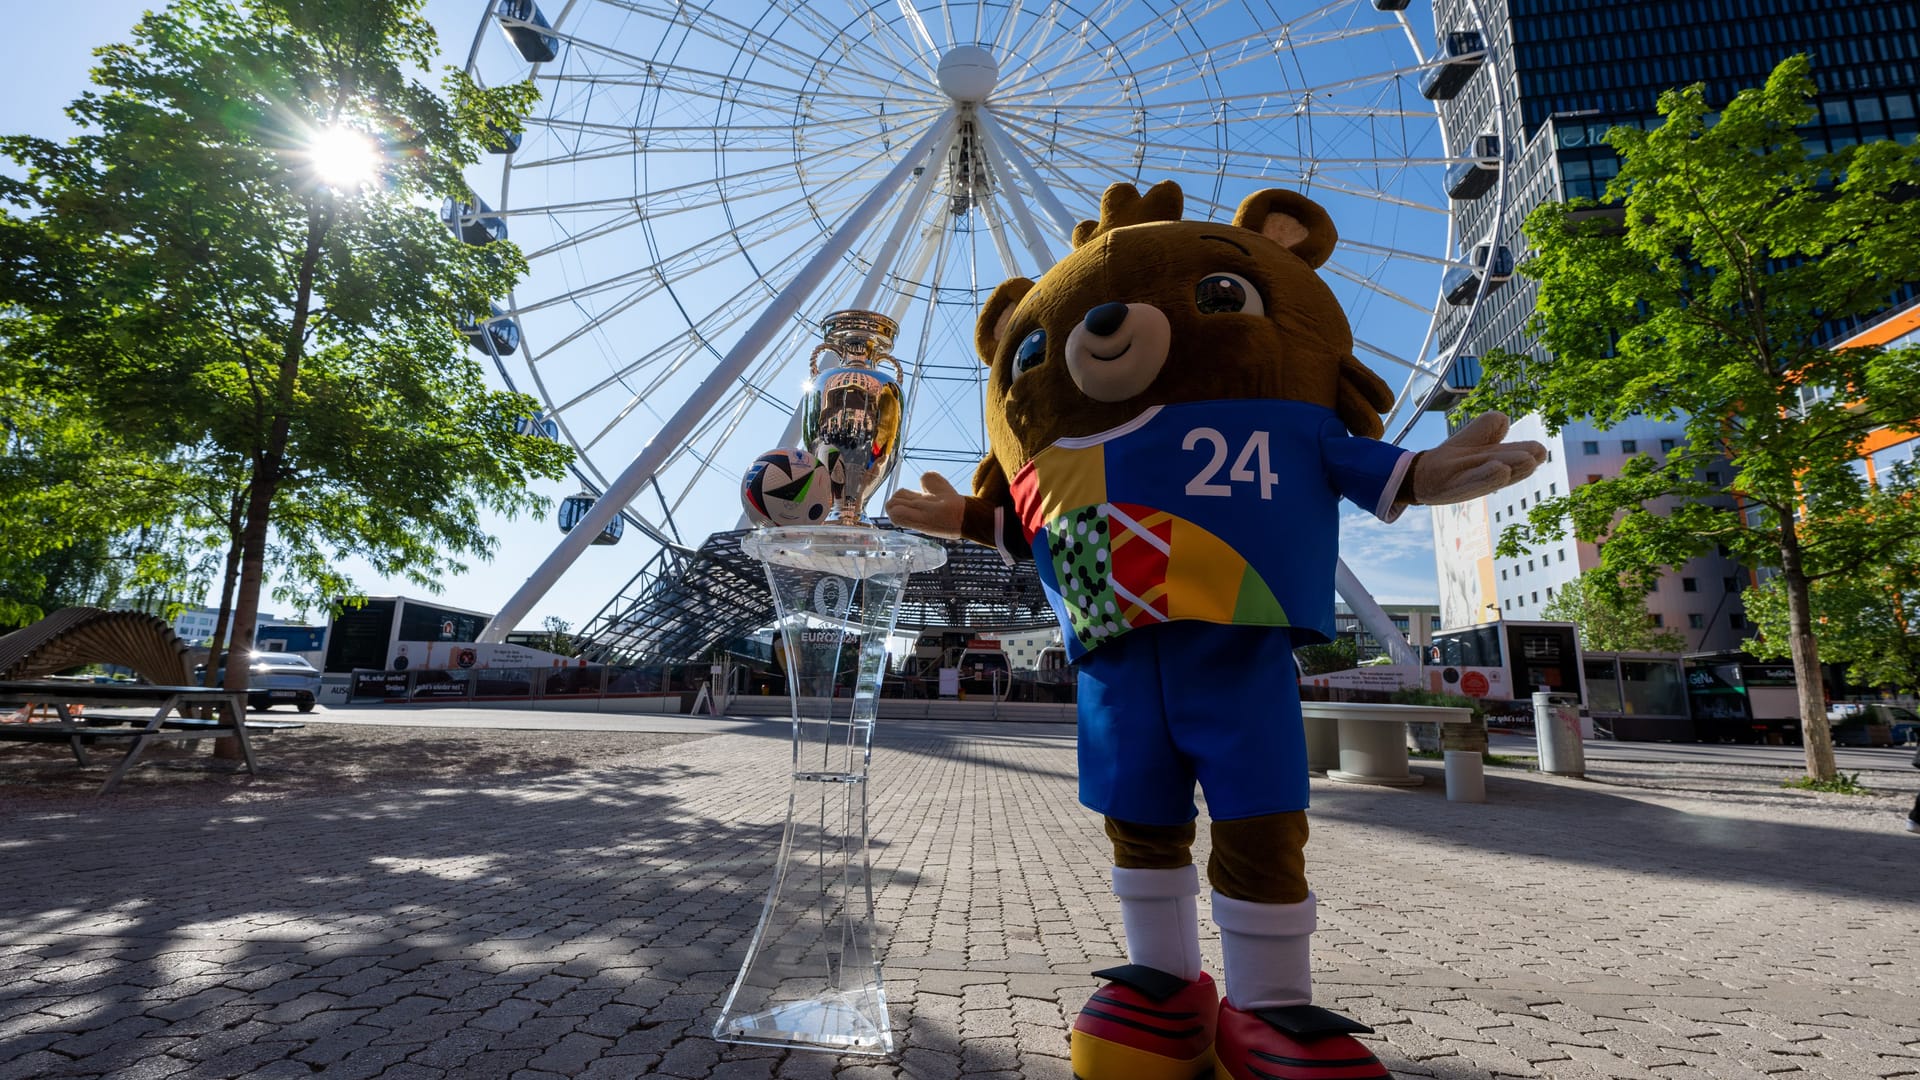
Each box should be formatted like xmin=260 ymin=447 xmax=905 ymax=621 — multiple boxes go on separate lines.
xmin=1076 ymin=622 xmax=1308 ymax=826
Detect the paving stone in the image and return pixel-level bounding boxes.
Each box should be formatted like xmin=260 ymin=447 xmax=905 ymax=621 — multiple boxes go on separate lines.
xmin=2 ymin=724 xmax=1916 ymax=1079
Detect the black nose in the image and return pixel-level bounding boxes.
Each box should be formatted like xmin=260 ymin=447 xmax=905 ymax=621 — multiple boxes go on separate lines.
xmin=1084 ymin=302 xmax=1129 ymax=337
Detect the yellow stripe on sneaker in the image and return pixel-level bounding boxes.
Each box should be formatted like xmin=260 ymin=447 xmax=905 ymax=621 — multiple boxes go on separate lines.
xmin=1070 ymin=1030 xmax=1216 ymax=1080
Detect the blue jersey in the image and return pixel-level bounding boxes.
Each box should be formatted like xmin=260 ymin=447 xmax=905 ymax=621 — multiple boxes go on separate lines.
xmin=1009 ymin=400 xmax=1411 ymax=660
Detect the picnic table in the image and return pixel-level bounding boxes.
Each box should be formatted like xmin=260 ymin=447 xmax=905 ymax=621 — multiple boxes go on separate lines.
xmin=0 ymin=680 xmax=256 ymax=795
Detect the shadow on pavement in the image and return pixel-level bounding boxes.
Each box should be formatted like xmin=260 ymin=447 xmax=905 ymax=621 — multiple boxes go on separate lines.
xmin=1311 ymin=761 xmax=1918 ymax=907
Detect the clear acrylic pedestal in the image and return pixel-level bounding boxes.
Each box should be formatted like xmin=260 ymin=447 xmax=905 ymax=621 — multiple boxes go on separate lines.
xmin=714 ymin=526 xmax=946 ymax=1056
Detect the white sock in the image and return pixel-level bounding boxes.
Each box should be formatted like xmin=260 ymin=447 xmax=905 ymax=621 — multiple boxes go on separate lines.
xmin=1213 ymin=891 xmax=1316 ymax=1010
xmin=1111 ymin=865 xmax=1202 ymax=981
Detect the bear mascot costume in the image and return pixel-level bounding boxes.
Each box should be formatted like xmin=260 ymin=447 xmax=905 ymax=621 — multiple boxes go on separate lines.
xmin=886 ymin=179 xmax=1545 ymax=1080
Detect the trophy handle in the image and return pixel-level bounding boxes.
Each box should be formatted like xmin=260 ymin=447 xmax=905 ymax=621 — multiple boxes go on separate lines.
xmin=808 ymin=344 xmax=840 ymax=378
xmin=876 ymin=353 xmax=905 ymax=383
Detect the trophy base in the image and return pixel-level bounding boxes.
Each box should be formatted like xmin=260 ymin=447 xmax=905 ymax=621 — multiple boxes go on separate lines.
xmin=713 ymin=986 xmax=892 ymax=1056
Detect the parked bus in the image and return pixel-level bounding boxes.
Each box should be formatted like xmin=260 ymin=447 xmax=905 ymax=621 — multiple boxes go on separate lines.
xmin=323 ymin=596 xmax=495 ymax=674
xmin=1425 ymin=619 xmax=1585 ymax=719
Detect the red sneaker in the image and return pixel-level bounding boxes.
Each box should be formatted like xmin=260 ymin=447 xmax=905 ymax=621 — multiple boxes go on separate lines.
xmin=1070 ymin=965 xmax=1218 ymax=1080
xmin=1216 ymin=1000 xmax=1389 ymax=1080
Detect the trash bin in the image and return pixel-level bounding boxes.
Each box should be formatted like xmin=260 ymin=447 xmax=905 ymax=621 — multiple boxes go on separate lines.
xmin=1532 ymin=691 xmax=1585 ymax=777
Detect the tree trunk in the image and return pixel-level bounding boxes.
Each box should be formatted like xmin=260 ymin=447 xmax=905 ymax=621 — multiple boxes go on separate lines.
xmin=199 ymin=494 xmax=246 ymax=690
xmin=1780 ymin=526 xmax=1836 ymax=781
xmin=215 ymin=199 xmax=331 ymax=759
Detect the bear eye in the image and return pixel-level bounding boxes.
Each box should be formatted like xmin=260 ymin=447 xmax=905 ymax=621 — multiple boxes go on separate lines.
xmin=1012 ymin=329 xmax=1046 ymax=377
xmin=1195 ymin=272 xmax=1264 ymax=317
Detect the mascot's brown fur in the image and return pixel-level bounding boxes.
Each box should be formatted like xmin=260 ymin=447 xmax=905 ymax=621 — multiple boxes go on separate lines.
xmin=888 ymin=180 xmax=1544 ymax=1080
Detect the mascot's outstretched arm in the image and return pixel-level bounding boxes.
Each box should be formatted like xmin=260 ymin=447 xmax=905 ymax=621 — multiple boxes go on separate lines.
xmin=884 ymin=472 xmax=968 ymax=537
xmin=1401 ymin=410 xmax=1547 ymax=508
xmin=887 ymin=458 xmax=1029 ymax=561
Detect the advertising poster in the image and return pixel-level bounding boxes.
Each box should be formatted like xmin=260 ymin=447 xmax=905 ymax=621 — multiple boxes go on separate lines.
xmin=1431 ymin=498 xmax=1497 ymax=631
xmin=1301 ymin=665 xmax=1421 ymax=693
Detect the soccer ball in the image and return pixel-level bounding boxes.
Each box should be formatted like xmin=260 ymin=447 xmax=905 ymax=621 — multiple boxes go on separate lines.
xmin=741 ymin=448 xmax=831 ymax=527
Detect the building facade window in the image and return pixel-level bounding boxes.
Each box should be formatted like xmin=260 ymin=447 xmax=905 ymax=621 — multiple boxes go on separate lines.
xmin=1583 ymin=440 xmax=1600 ymax=454
xmin=1621 ymin=439 xmax=1637 ymax=453
xmin=1688 ymin=613 xmax=1705 ymax=628
xmin=1682 ymin=577 xmax=1697 ymax=592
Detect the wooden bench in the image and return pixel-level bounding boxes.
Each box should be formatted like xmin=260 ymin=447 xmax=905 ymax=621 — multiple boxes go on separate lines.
xmin=1302 ymin=701 xmax=1485 ymax=802
xmin=0 ymin=681 xmax=256 ymax=796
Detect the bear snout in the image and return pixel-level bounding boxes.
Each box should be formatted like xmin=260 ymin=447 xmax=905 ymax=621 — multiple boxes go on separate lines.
xmin=1063 ymin=302 xmax=1171 ymax=402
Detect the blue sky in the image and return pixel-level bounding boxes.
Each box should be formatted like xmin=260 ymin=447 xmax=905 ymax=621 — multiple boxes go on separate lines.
xmin=10 ymin=2 xmax=1447 ymax=629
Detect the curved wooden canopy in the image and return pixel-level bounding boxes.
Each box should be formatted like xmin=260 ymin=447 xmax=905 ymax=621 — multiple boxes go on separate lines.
xmin=0 ymin=607 xmax=191 ymax=686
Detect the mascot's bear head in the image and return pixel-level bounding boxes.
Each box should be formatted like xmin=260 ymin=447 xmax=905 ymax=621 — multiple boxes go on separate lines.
xmin=971 ymin=179 xmax=1394 ymax=497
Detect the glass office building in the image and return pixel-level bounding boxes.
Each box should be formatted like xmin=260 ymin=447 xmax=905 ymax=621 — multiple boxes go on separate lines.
xmin=1432 ymin=0 xmax=1919 ymax=365
xmin=1423 ymin=0 xmax=1920 ymax=645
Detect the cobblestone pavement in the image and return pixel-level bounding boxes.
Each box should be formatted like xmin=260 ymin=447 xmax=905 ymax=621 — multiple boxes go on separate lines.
xmin=2 ymin=721 xmax=1917 ymax=1079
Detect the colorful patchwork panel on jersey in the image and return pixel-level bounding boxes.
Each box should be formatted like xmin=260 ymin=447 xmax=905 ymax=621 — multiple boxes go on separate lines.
xmin=1010 ymin=399 xmax=1410 ymax=660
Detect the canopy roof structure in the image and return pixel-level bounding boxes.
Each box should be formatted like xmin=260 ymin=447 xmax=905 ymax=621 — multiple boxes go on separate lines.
xmin=570 ymin=525 xmax=1053 ymax=665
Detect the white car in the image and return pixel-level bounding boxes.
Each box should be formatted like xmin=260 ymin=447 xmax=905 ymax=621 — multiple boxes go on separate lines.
xmin=198 ymin=652 xmax=321 ymax=713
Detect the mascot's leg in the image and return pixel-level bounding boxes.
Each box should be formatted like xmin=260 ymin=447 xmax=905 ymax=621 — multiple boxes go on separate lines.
xmin=1070 ymin=818 xmax=1219 ymax=1080
xmin=1210 ymin=814 xmax=1387 ymax=1080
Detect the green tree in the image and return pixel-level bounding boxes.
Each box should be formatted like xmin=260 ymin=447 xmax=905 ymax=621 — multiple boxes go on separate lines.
xmin=1294 ymin=637 xmax=1359 ymax=676
xmin=0 ymin=1 xmax=570 ymax=707
xmin=1465 ymin=55 xmax=1920 ymax=780
xmin=1742 ymin=471 xmax=1920 ymax=696
xmin=1539 ymin=570 xmax=1687 ymax=654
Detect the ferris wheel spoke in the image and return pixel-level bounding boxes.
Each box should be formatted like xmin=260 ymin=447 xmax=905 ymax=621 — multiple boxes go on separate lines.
xmin=1000 ymin=28 xmax=1393 ymax=108
xmin=1339 ymin=238 xmax=1474 ymax=270
xmin=988 ymin=0 xmax=1026 ymax=56
xmin=555 ymin=13 xmax=925 ymax=104
xmin=993 ymin=0 xmax=1073 ymax=90
xmin=590 ymin=0 xmax=915 ymax=99
xmin=1320 ymin=259 xmax=1437 ymax=315
xmin=535 ymin=58 xmax=910 ymax=113
xmin=893 ymin=0 xmax=940 ymax=54
xmin=506 ymin=142 xmax=911 ymax=224
xmin=523 ymin=109 xmax=938 ymax=155
xmin=517 ymin=139 xmax=912 ymax=315
xmin=973 ymin=125 xmax=1057 ymax=264
xmin=819 ymin=0 xmax=936 ymax=79
xmin=975 ymin=108 xmax=1084 ymax=240
xmin=853 ymin=115 xmax=960 ymax=308
xmin=973 ymin=197 xmax=1023 ymax=280
xmin=1000 ymin=49 xmax=1443 ymax=116
xmin=1352 ymin=336 xmax=1426 ymax=374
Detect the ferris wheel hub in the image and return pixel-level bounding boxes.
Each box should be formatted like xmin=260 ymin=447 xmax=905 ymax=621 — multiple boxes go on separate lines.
xmin=936 ymin=45 xmax=999 ymax=102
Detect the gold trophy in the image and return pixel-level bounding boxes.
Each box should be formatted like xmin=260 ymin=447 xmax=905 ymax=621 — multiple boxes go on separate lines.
xmin=801 ymin=310 xmax=905 ymax=526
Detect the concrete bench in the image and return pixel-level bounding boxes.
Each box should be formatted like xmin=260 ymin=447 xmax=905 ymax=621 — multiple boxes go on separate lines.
xmin=1302 ymin=701 xmax=1485 ymax=802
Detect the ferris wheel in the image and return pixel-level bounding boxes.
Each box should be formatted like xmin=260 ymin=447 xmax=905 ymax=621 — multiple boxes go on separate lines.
xmin=458 ymin=0 xmax=1510 ymax=635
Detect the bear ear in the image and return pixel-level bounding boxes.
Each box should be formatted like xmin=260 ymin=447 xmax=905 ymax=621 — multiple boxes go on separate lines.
xmin=976 ymin=277 xmax=1035 ymax=366
xmin=1233 ymin=189 xmax=1338 ymax=269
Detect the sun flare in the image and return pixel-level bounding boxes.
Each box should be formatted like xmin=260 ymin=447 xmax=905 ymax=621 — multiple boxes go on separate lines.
xmin=307 ymin=126 xmax=381 ymax=189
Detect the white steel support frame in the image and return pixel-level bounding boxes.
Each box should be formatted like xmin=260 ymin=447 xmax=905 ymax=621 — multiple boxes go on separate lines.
xmin=480 ymin=108 xmax=961 ymax=641
xmin=969 ymin=110 xmax=1056 ymax=267
xmin=972 ymin=109 xmax=1079 ymax=242
xmin=851 ymin=121 xmax=964 ymax=310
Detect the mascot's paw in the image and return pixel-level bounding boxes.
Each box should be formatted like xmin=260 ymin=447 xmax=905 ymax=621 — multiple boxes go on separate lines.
xmin=1216 ymin=1001 xmax=1388 ymax=1080
xmin=1070 ymin=964 xmax=1219 ymax=1080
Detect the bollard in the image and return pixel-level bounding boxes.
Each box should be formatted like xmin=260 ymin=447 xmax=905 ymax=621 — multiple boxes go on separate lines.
xmin=1444 ymin=749 xmax=1486 ymax=802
